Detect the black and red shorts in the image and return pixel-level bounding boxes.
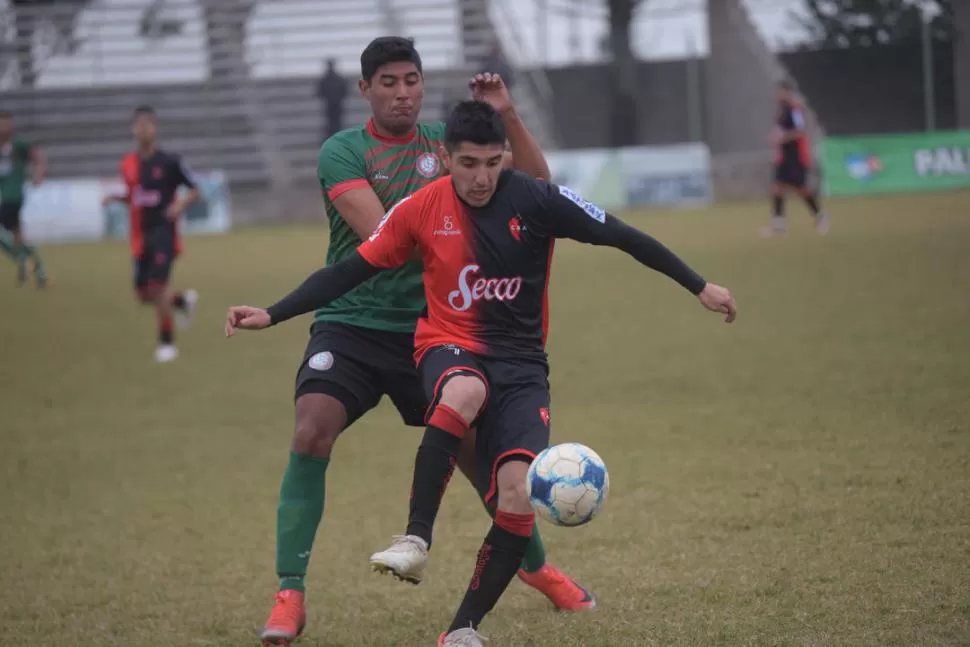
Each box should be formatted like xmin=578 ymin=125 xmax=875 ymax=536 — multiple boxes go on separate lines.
xmin=133 ymin=228 xmax=176 ymax=294
xmin=773 ymin=159 xmax=809 ymax=189
xmin=419 ymin=344 xmax=551 ymax=506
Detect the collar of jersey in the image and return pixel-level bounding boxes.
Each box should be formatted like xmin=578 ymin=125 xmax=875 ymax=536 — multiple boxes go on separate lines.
xmin=367 ymin=118 xmax=417 ymax=145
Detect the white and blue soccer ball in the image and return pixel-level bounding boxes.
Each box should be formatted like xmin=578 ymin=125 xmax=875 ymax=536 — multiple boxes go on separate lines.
xmin=526 ymin=443 xmax=609 ymax=527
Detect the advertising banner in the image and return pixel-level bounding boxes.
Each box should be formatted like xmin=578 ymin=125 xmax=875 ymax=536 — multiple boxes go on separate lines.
xmin=21 ymin=170 xmax=232 ymax=244
xmin=545 ymin=143 xmax=711 ymax=210
xmin=821 ymin=131 xmax=970 ymax=196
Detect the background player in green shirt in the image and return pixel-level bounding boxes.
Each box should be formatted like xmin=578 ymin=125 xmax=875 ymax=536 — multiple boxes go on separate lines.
xmin=0 ymin=112 xmax=48 ymax=288
xmin=259 ymin=37 xmax=594 ymax=646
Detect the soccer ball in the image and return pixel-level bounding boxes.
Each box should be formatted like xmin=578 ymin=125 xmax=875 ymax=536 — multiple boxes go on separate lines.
xmin=526 ymin=443 xmax=609 ymax=527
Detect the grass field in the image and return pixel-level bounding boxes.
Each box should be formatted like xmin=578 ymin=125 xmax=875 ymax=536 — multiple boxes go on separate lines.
xmin=2 ymin=192 xmax=969 ymax=647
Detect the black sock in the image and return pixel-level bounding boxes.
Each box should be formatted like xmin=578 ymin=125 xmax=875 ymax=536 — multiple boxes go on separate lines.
xmin=448 ymin=511 xmax=534 ymax=633
xmin=803 ymin=194 xmax=821 ymax=215
xmin=405 ymin=405 xmax=468 ymax=547
xmin=772 ymin=195 xmax=784 ymax=218
xmin=171 ymin=292 xmax=187 ymax=310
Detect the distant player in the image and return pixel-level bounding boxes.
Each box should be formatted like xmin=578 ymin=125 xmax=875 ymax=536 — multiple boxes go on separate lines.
xmin=103 ymin=106 xmax=200 ymax=363
xmin=765 ymin=80 xmax=829 ymax=237
xmin=0 ymin=111 xmax=48 ymax=288
xmin=225 ymin=100 xmax=737 ymax=646
xmin=249 ymin=36 xmax=591 ymax=647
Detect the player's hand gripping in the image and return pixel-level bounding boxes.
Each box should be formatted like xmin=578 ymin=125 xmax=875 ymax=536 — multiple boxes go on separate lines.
xmin=697 ymin=283 xmax=737 ymax=323
xmin=225 ymin=306 xmax=271 ymax=336
xmin=470 ymin=72 xmax=512 ymax=114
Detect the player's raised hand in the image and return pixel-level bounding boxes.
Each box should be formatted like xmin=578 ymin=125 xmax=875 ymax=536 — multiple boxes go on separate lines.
xmin=470 ymin=73 xmax=512 ymax=114
xmin=225 ymin=306 xmax=271 ymax=336
xmin=697 ymin=283 xmax=737 ymax=323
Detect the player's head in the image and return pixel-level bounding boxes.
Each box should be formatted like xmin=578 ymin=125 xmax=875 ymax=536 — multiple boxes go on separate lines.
xmin=0 ymin=111 xmax=12 ymax=140
xmin=777 ymin=79 xmax=795 ymax=102
xmin=441 ymin=101 xmax=507 ymax=208
xmin=131 ymin=105 xmax=158 ymax=146
xmin=359 ymin=36 xmax=424 ymax=136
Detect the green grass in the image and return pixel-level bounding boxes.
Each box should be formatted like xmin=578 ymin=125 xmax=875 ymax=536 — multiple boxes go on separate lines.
xmin=2 ymin=191 xmax=969 ymax=646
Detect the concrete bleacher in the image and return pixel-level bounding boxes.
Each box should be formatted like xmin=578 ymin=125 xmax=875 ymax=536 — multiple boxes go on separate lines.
xmin=3 ymin=0 xmax=551 ymax=194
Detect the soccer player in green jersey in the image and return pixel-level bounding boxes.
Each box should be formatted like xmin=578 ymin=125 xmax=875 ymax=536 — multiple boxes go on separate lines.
xmin=0 ymin=112 xmax=48 ymax=288
xmin=259 ymin=37 xmax=594 ymax=646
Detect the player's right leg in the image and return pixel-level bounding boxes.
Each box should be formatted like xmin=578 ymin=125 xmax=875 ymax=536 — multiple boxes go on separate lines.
xmin=763 ymin=168 xmax=788 ymax=238
xmin=261 ymin=323 xmax=382 ymax=646
xmin=370 ymin=345 xmax=488 ymax=584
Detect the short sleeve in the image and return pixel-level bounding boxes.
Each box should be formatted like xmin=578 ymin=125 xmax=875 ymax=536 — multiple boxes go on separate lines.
xmin=318 ymin=135 xmax=368 ymax=202
xmin=15 ymin=138 xmax=33 ymax=161
xmin=356 ymin=194 xmax=420 ymax=269
xmin=173 ymin=155 xmax=198 ymax=189
xmin=518 ymin=177 xmax=611 ymax=244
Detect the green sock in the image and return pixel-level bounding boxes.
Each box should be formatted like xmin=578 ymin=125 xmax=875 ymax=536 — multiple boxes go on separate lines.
xmin=0 ymin=230 xmax=16 ymax=261
xmin=276 ymin=452 xmax=329 ymax=593
xmin=521 ymin=520 xmax=547 ymax=573
xmin=482 ymin=499 xmax=546 ymax=573
xmin=17 ymin=244 xmax=45 ymax=280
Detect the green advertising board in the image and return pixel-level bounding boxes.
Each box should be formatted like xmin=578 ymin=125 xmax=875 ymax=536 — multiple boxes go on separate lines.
xmin=821 ymin=130 xmax=970 ymax=196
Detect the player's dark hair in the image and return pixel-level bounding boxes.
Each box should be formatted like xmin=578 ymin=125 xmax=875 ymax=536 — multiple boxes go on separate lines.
xmin=444 ymin=101 xmax=507 ymax=152
xmin=132 ymin=105 xmax=156 ymax=120
xmin=360 ymin=36 xmax=423 ymax=82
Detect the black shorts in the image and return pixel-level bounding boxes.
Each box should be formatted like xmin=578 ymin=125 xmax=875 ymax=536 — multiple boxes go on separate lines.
xmin=420 ymin=345 xmax=551 ymax=506
xmin=774 ymin=160 xmax=808 ymax=188
xmin=0 ymin=201 xmax=23 ymax=233
xmin=133 ymin=229 xmax=176 ymax=292
xmin=295 ymin=321 xmax=428 ymax=428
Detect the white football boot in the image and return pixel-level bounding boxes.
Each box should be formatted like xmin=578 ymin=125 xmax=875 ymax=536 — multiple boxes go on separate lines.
xmin=154 ymin=344 xmax=179 ymax=363
xmin=175 ymin=288 xmax=199 ymax=330
xmin=369 ymin=534 xmax=428 ymax=584
xmin=439 ymin=627 xmax=487 ymax=647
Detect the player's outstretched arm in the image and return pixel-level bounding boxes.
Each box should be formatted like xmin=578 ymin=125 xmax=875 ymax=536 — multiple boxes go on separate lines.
xmin=470 ymin=73 xmax=550 ymax=180
xmin=225 ymin=252 xmax=382 ymax=335
xmin=532 ymin=182 xmax=737 ymax=322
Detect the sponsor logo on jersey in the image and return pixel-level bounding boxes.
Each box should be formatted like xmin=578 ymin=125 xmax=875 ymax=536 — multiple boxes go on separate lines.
xmin=416 ymin=152 xmax=440 ymax=178
xmin=433 ymin=214 xmax=461 ymax=237
xmin=131 ymin=186 xmax=162 ymax=207
xmin=448 ymin=264 xmax=523 ymax=312
xmin=558 ymin=185 xmax=606 ymax=223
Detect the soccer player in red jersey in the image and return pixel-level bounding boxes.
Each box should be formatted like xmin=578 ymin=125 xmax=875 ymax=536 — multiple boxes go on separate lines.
xmin=104 ymin=106 xmax=201 ymax=363
xmin=765 ymin=80 xmax=829 ymax=236
xmin=226 ymin=100 xmax=737 ymax=646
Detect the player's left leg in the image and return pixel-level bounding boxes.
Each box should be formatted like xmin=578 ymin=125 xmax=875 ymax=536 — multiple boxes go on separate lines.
xmin=797 ymin=173 xmax=829 ymax=234
xmin=441 ymin=361 xmax=579 ymax=644
xmin=0 ymin=202 xmax=45 ymax=286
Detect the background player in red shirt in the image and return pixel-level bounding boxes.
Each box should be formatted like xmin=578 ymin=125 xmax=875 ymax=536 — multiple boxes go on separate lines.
xmin=766 ymin=80 xmax=829 ymax=237
xmin=226 ymin=101 xmax=737 ymax=646
xmin=104 ymin=106 xmax=201 ymax=363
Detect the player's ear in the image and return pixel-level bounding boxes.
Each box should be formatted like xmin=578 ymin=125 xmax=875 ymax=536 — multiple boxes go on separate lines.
xmin=438 ymin=145 xmax=452 ymax=173
xmin=358 ymin=78 xmax=369 ymax=99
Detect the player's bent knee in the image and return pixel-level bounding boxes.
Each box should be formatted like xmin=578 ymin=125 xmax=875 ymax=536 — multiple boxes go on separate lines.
xmin=438 ymin=375 xmax=487 ymax=424
xmin=495 ymin=458 xmax=533 ymax=515
xmin=292 ymin=393 xmax=348 ymax=457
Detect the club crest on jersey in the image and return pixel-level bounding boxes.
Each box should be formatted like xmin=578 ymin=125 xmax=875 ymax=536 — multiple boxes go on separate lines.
xmin=448 ymin=264 xmax=523 ymax=312
xmin=416 ymin=152 xmax=440 ymax=178
xmin=558 ymin=185 xmax=606 ymax=223
xmin=508 ymin=216 xmax=523 ymax=241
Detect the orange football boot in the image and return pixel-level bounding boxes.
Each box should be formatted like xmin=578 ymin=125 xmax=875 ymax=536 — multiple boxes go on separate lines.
xmin=517 ymin=563 xmax=597 ymax=611
xmin=260 ymin=589 xmax=306 ymax=646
